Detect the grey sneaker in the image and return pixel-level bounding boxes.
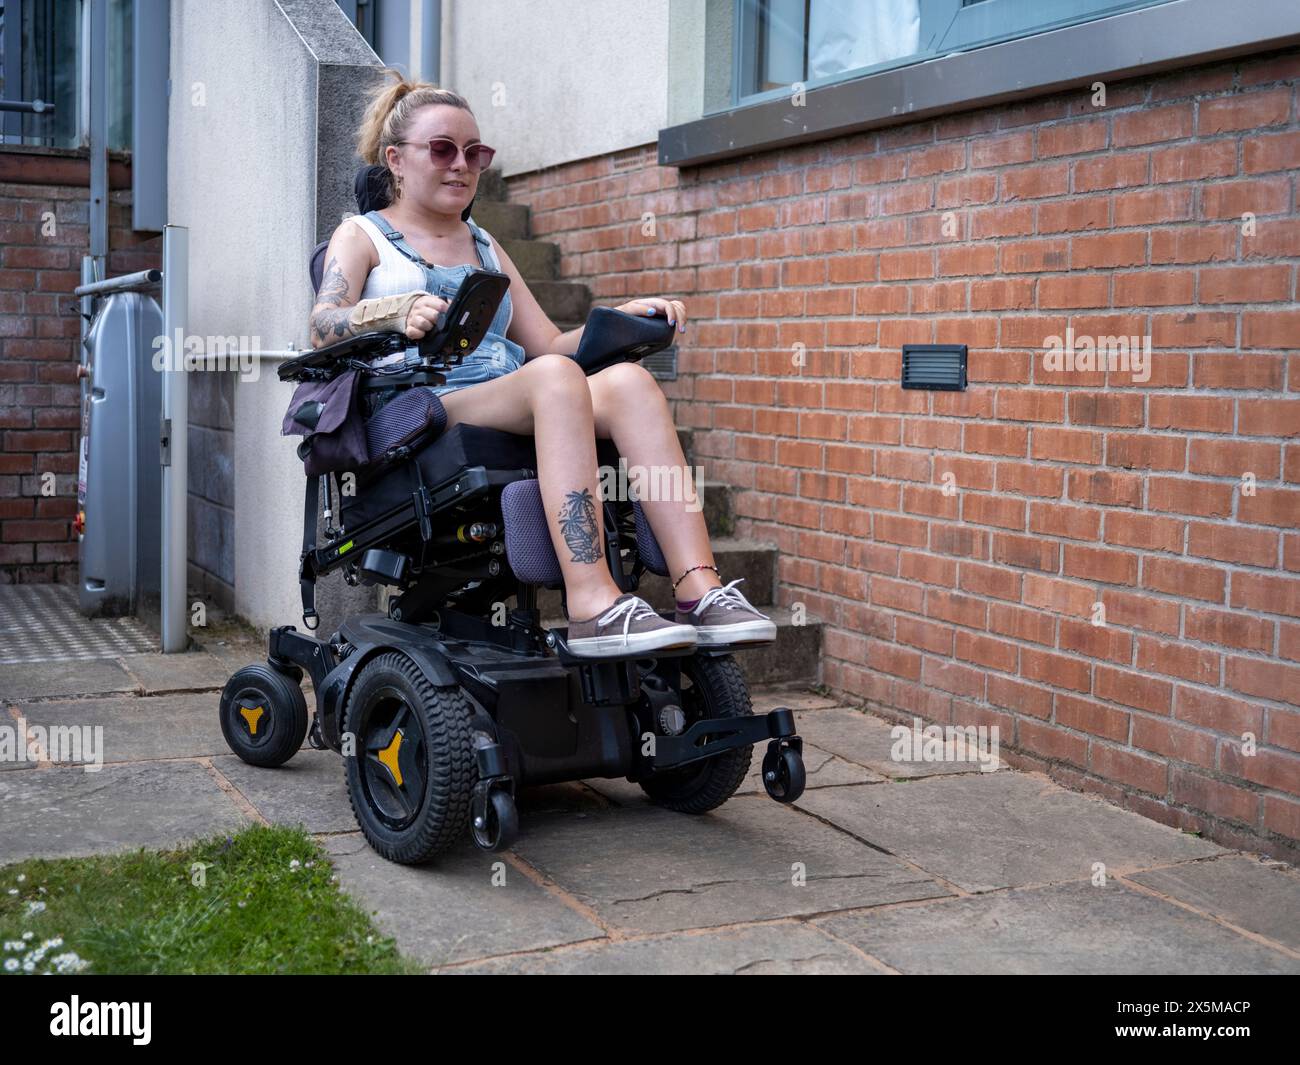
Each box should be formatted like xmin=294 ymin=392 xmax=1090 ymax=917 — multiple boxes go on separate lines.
xmin=674 ymin=578 xmax=777 ymax=646
xmin=566 ymin=593 xmax=698 ymax=658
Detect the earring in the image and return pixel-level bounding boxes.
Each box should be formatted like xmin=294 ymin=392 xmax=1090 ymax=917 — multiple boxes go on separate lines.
xmin=393 ymin=172 xmax=404 ymax=199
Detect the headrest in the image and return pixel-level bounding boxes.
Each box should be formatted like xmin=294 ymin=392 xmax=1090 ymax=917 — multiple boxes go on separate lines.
xmin=353 ymin=163 xmax=475 ymax=221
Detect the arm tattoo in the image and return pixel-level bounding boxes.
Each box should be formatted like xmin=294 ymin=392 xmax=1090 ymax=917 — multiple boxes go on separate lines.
xmin=558 ymin=488 xmax=602 ymax=563
xmin=309 ymin=255 xmax=357 ymax=346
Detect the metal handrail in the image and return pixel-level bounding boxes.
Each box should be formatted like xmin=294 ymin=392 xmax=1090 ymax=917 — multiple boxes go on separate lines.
xmin=73 ymin=269 xmax=162 ymax=298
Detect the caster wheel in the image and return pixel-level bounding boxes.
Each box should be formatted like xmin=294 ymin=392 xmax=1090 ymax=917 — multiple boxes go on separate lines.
xmin=762 ymin=744 xmax=805 ymax=803
xmin=471 ymin=789 xmax=518 ymax=852
xmin=343 ymin=652 xmax=475 ymax=864
xmin=219 ymin=664 xmax=309 ymax=767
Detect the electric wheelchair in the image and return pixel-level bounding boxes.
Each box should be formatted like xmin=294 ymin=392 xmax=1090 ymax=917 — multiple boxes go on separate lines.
xmin=219 ymin=180 xmax=805 ymax=864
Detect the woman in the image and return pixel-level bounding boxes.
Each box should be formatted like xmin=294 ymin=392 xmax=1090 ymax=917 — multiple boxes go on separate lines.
xmin=309 ymin=70 xmax=775 ymax=659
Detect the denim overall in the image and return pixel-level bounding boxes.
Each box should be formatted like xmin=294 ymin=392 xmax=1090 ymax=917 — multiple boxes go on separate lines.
xmin=363 ymin=210 xmax=525 ymax=399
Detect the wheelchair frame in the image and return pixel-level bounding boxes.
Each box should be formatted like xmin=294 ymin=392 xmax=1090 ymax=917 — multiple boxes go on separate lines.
xmin=223 ymin=292 xmax=805 ymax=858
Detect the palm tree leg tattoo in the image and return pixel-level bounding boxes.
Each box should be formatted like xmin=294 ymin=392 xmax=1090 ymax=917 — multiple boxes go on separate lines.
xmin=558 ymin=488 xmax=602 ymax=563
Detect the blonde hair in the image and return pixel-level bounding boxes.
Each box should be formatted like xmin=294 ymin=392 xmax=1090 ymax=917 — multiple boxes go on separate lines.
xmin=356 ymin=68 xmax=473 ymax=197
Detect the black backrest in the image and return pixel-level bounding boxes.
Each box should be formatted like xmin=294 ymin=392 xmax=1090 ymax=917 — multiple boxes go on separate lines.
xmin=309 ymin=164 xmax=478 ymax=295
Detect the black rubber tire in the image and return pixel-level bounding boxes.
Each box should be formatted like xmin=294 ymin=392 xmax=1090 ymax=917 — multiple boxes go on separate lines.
xmin=342 ymin=652 xmax=476 ymax=864
xmin=219 ymin=664 xmax=309 ymax=768
xmin=638 ymin=653 xmax=753 ymax=814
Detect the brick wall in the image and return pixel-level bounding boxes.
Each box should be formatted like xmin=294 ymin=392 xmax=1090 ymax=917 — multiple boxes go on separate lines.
xmin=1 ymin=150 xmax=161 ymax=583
xmin=509 ymin=48 xmax=1300 ymax=859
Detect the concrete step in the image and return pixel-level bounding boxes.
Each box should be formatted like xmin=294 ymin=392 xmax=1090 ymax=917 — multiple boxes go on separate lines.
xmin=475 ymin=168 xmax=508 ymax=201
xmin=500 ymin=238 xmax=559 ymax=280
xmin=532 ymin=280 xmax=592 ymax=323
xmin=470 ymin=200 xmax=530 ymax=240
xmin=538 ymin=605 xmax=822 ymax=687
xmin=632 ymin=538 xmax=779 ymax=612
xmin=703 ymin=481 xmax=735 ymax=539
xmin=532 ymin=537 xmax=778 ymax=618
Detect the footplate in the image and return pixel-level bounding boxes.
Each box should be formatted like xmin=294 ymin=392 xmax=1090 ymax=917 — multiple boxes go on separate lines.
xmin=650 ymin=705 xmax=798 ymax=773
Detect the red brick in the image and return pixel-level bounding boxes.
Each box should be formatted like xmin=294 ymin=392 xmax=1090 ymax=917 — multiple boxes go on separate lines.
xmin=1171 ymin=768 xmax=1260 ymax=826
xmin=1238 ymin=489 xmax=1300 ymax=530
xmin=1185 ymin=607 xmax=1274 ymax=653
xmin=1188 ymin=522 xmax=1279 ymax=567
xmin=1072 ymin=232 xmax=1147 ymax=268
xmin=1102 ymin=512 xmax=1184 ymax=560
xmin=1058 ymin=619 xmax=1133 ymax=664
xmin=1056 ymin=693 xmax=1130 ymax=741
xmin=1063 ymin=543 xmax=1138 ymax=585
xmin=1100 ymin=589 xmax=1180 ymax=636
xmin=1136 ymin=636 xmax=1220 ymax=686
xmin=1018 ymin=719 xmax=1088 ymax=766
xmin=1131 ymin=717 xmax=1217 ymax=768
xmin=1142 ymin=557 xmax=1226 ymax=603
xmin=1029 ymin=501 xmax=1100 ymax=541
xmin=1147 ymin=477 xmax=1234 ymax=518
xmin=1089 ymin=742 xmax=1167 ymax=795
xmin=987 ymin=674 xmax=1052 ymax=718
xmin=1230 ymin=573 xmax=1300 ymax=618
xmin=1021 ymin=647 xmax=1092 ymax=694
xmin=1197 ymin=88 xmax=1291 ymax=134
xmin=1067 ymin=470 xmax=1142 ymax=508
xmin=1095 ymin=665 xmax=1173 ymax=714
xmin=1150 ymin=225 xmax=1236 ymax=264
xmin=1032 ymin=428 xmax=1103 ymax=464
xmin=1151 ymin=141 xmax=1237 ymax=183
xmin=1068 ymin=393 xmax=1143 ymax=427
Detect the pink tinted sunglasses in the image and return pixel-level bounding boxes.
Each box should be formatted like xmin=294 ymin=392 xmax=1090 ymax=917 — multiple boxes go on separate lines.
xmin=396 ymin=137 xmax=496 ymax=172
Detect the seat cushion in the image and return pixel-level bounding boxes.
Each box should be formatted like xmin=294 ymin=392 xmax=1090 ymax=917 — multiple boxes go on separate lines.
xmin=339 ymin=423 xmax=622 ymax=530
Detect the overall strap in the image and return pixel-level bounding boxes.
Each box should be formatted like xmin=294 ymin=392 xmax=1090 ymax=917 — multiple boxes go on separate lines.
xmin=466 ymin=218 xmax=492 ymax=269
xmin=366 ymin=210 xmax=491 ymax=270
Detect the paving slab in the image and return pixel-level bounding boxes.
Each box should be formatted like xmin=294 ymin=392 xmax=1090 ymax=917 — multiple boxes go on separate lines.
xmin=0 ymin=658 xmax=136 ymax=703
xmin=796 ymin=771 xmax=1224 ymax=893
xmin=750 ymin=687 xmax=844 ymax=714
xmin=791 ymin=706 xmax=1004 ymax=778
xmin=1127 ymin=854 xmax=1300 ymax=952
xmin=449 ymin=921 xmax=883 ymax=974
xmin=213 ymin=750 xmax=352 ymax=834
xmin=118 ymin=650 xmax=233 ymax=694
xmin=323 ymin=832 xmax=605 ymax=967
xmin=815 ymin=880 xmax=1300 ymax=975
xmin=583 ymin=737 xmax=881 ymax=806
xmin=17 ymin=693 xmax=228 ymax=764
xmin=509 ymin=794 xmax=950 ymax=936
xmin=0 ymin=761 xmax=250 ymax=863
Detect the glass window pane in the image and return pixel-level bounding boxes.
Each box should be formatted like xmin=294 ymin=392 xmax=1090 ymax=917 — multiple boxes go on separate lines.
xmin=808 ymin=0 xmax=920 ymax=81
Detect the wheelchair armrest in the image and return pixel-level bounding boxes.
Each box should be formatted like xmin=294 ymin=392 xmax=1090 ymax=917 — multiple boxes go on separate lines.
xmin=570 ymin=306 xmax=676 ymax=376
xmin=278 ymin=331 xmax=407 ymax=382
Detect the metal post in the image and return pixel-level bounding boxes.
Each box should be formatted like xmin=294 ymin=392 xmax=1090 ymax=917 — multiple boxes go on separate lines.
xmin=88 ymin=0 xmax=108 ymax=269
xmin=160 ymin=225 xmax=189 ymax=652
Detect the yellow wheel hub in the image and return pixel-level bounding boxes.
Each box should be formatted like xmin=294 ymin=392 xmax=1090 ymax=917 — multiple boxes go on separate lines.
xmin=378 ymin=729 xmax=405 ymax=788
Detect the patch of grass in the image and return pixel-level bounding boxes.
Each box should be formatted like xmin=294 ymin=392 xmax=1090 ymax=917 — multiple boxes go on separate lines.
xmin=0 ymin=824 xmax=421 ymax=975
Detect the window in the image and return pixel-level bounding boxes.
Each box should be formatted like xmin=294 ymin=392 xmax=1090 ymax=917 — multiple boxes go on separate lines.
xmin=663 ymin=0 xmax=1300 ymax=165
xmin=0 ymin=0 xmax=132 ymax=150
xmin=734 ymin=0 xmax=1173 ymax=109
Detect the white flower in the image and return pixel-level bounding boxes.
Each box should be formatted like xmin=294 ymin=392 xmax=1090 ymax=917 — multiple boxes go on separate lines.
xmin=21 ymin=960 xmax=34 ymax=972
xmin=237 ymin=900 xmax=246 ymax=908
xmin=3 ymin=958 xmax=17 ymax=972
xmin=24 ymin=901 xmax=45 ymax=916
xmin=21 ymin=931 xmax=33 ymax=940
xmin=16 ymin=874 xmax=25 ymax=883
xmin=289 ymin=859 xmax=301 ymax=871
xmin=5 ymin=889 xmax=15 ymax=896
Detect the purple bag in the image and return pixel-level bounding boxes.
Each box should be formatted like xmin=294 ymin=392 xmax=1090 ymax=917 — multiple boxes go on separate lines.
xmin=281 ymin=369 xmax=369 ymax=477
